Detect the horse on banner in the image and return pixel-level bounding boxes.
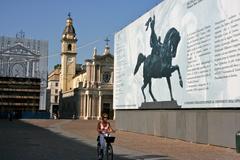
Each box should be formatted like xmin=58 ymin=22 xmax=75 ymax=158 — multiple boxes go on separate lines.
xmin=134 ymin=16 xmax=183 ymax=102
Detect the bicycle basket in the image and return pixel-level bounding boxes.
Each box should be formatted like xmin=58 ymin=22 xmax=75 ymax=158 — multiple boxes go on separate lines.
xmin=104 ymin=136 xmax=115 ymax=143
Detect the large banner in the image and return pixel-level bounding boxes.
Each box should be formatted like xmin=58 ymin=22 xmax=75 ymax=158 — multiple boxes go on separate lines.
xmin=114 ymin=0 xmax=240 ymax=109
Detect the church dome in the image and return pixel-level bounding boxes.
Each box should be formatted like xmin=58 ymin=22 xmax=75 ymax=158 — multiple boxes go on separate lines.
xmin=62 ymin=13 xmax=77 ymax=41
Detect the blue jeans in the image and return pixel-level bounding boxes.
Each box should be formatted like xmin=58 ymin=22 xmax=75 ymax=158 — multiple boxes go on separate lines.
xmin=99 ymin=134 xmax=106 ymax=150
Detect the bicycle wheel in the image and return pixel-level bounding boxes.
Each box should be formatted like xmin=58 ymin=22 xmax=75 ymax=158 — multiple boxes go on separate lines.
xmin=97 ymin=143 xmax=103 ymax=160
xmin=106 ymin=144 xmax=113 ymax=160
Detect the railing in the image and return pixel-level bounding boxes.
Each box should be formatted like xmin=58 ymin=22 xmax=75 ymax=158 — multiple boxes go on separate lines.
xmin=0 ymin=102 xmax=39 ymax=106
xmin=0 ymin=88 xmax=40 ymax=92
xmin=0 ymin=81 xmax=40 ymax=85
xmin=0 ymin=95 xmax=39 ymax=99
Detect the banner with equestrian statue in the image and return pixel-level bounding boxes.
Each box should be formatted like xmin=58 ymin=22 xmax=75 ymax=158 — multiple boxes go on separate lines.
xmin=114 ymin=0 xmax=240 ymax=109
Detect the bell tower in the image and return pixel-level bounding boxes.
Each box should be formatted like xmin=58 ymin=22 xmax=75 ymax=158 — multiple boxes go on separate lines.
xmin=60 ymin=13 xmax=77 ymax=92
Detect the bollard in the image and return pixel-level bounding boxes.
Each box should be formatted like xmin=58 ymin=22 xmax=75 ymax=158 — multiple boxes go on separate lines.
xmin=236 ymin=131 xmax=240 ymax=153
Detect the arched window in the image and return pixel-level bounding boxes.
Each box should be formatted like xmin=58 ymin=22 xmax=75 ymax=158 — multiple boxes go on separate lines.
xmin=68 ymin=44 xmax=72 ymax=51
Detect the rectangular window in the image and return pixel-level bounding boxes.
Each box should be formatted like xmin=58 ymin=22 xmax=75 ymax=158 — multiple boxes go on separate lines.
xmin=55 ymin=89 xmax=58 ymax=94
xmin=55 ymin=83 xmax=58 ymax=87
xmin=55 ymin=96 xmax=58 ymax=103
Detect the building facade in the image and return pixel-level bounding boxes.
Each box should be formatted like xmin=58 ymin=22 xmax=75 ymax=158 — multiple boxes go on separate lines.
xmin=77 ymin=47 xmax=114 ymax=120
xmin=47 ymin=65 xmax=61 ymax=118
xmin=0 ymin=33 xmax=48 ymax=110
xmin=57 ymin=15 xmax=114 ymax=119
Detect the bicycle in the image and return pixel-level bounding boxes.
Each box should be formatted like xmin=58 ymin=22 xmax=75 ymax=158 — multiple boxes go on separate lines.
xmin=97 ymin=133 xmax=115 ymax=160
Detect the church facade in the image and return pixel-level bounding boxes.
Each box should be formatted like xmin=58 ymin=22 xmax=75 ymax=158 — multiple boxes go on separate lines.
xmin=0 ymin=33 xmax=48 ymax=110
xmin=58 ymin=15 xmax=114 ymax=119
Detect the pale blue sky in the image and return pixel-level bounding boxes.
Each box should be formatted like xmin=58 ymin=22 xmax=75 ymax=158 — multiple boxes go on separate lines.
xmin=0 ymin=0 xmax=162 ymax=71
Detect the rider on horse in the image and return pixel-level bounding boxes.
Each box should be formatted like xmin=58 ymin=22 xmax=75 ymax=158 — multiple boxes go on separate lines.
xmin=145 ymin=15 xmax=166 ymax=77
xmin=145 ymin=15 xmax=163 ymax=59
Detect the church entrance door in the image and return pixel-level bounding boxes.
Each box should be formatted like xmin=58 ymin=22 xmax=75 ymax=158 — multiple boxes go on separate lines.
xmin=102 ymin=103 xmax=113 ymax=120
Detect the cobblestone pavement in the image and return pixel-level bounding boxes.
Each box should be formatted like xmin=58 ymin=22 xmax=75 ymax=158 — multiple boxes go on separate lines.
xmin=22 ymin=119 xmax=240 ymax=160
xmin=0 ymin=120 xmax=130 ymax=160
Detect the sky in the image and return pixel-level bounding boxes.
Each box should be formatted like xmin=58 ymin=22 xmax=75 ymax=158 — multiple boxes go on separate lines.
xmin=0 ymin=0 xmax=162 ymax=72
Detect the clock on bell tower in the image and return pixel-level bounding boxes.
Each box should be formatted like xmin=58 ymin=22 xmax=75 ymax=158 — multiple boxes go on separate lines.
xmin=60 ymin=13 xmax=78 ymax=92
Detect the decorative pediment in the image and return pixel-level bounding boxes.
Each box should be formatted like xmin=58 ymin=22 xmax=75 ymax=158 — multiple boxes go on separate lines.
xmin=95 ymin=54 xmax=114 ymax=64
xmin=102 ymin=54 xmax=114 ymax=64
xmin=1 ymin=44 xmax=39 ymax=57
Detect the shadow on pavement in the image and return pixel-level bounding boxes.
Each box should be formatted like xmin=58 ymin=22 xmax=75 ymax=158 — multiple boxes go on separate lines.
xmin=0 ymin=120 xmax=130 ymax=160
xmin=116 ymin=154 xmax=174 ymax=160
xmin=133 ymin=155 xmax=173 ymax=160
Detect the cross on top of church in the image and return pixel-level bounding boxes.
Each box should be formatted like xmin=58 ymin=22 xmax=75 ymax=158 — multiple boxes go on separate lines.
xmin=68 ymin=12 xmax=71 ymax=18
xmin=104 ymin=37 xmax=110 ymax=46
xmin=16 ymin=30 xmax=25 ymax=39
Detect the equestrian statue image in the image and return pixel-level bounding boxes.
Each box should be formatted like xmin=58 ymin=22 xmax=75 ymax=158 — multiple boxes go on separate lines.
xmin=134 ymin=15 xmax=183 ymax=102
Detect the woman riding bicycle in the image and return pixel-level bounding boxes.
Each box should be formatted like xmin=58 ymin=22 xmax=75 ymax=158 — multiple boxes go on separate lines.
xmin=97 ymin=113 xmax=115 ymax=159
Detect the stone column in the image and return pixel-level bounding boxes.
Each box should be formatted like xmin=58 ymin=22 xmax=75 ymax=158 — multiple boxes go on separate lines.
xmin=98 ymin=92 xmax=102 ymax=120
xmin=99 ymin=66 xmax=101 ymax=83
xmin=36 ymin=61 xmax=39 ymax=77
xmin=32 ymin=61 xmax=35 ymax=77
xmin=84 ymin=94 xmax=87 ymax=119
xmin=92 ymin=96 xmax=95 ymax=119
xmin=86 ymin=94 xmax=89 ymax=119
xmin=89 ymin=95 xmax=92 ymax=119
xmin=26 ymin=61 xmax=29 ymax=77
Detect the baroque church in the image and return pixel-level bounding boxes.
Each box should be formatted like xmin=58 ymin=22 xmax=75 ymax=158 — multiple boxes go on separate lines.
xmin=56 ymin=14 xmax=114 ymax=119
